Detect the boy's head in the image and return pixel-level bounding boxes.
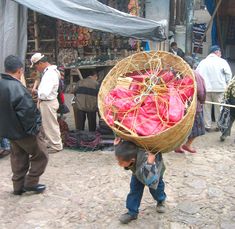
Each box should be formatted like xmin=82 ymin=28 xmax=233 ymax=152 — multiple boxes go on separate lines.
xmin=115 ymin=140 xmax=138 ymax=168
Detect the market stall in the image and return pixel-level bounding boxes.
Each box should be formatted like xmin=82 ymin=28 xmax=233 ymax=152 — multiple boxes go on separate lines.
xmin=17 ymin=0 xmax=167 ymax=91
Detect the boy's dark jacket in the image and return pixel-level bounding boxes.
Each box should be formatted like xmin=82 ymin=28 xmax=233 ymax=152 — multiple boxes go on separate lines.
xmin=0 ymin=73 xmax=41 ymax=140
xmin=126 ymin=149 xmax=165 ymax=190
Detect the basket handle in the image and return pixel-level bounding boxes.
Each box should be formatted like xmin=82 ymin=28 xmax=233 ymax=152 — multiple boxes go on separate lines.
xmin=114 ymin=121 xmax=138 ymax=137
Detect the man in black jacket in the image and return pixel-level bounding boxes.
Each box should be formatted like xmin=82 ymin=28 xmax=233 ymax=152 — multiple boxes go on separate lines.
xmin=0 ymin=55 xmax=48 ymax=195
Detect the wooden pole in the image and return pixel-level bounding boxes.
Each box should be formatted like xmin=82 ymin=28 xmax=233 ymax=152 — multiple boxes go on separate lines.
xmin=216 ymin=0 xmax=223 ymax=51
xmin=176 ymin=0 xmax=182 ymax=25
xmin=185 ymin=0 xmax=194 ymax=55
xmin=195 ymin=0 xmax=222 ymax=53
xmin=205 ymin=101 xmax=235 ymax=108
xmin=169 ymin=0 xmax=176 ymax=29
xmin=135 ymin=0 xmax=141 ymax=52
xmin=33 ymin=11 xmax=39 ymax=51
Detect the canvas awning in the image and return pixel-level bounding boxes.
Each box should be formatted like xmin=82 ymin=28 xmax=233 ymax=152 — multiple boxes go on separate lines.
xmin=0 ymin=0 xmax=167 ymax=72
xmin=13 ymin=0 xmax=167 ymax=41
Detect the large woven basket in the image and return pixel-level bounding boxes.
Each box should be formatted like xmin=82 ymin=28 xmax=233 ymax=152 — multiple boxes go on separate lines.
xmin=98 ymin=51 xmax=196 ymax=153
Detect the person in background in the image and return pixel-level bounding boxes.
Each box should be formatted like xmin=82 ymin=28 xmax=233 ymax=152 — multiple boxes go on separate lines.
xmin=30 ymin=53 xmax=63 ymax=154
xmin=196 ymin=45 xmax=232 ymax=132
xmin=175 ymin=56 xmax=206 ymax=153
xmin=114 ymin=139 xmax=166 ymax=224
xmin=0 ymin=55 xmax=48 ymax=195
xmin=31 ymin=71 xmax=41 ymax=96
xmin=219 ymin=75 xmax=235 ymax=142
xmin=74 ymin=70 xmax=99 ymax=131
xmin=57 ymin=66 xmax=69 ymax=118
xmin=169 ymin=42 xmax=185 ymax=58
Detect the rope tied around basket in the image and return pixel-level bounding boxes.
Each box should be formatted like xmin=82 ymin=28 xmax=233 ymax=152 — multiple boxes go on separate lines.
xmin=134 ymin=67 xmax=162 ymax=104
xmin=98 ymin=51 xmax=197 ymax=153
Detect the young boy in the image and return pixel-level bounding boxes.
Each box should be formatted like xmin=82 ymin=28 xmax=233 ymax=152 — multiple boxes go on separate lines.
xmin=114 ymin=139 xmax=166 ymax=224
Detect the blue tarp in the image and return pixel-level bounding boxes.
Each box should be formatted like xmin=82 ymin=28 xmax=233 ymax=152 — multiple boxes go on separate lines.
xmin=204 ymin=0 xmax=218 ymax=45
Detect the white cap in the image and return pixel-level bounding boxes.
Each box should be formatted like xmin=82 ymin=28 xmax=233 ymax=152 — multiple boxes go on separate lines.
xmin=30 ymin=53 xmax=44 ymax=68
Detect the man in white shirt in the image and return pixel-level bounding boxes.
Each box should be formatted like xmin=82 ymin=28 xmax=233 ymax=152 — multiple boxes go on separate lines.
xmin=196 ymin=45 xmax=232 ymax=132
xmin=30 ymin=53 xmax=63 ymax=153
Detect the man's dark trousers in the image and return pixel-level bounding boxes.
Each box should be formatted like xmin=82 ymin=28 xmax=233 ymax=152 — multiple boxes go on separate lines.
xmin=77 ymin=109 xmax=97 ymax=131
xmin=10 ymin=129 xmax=48 ymax=192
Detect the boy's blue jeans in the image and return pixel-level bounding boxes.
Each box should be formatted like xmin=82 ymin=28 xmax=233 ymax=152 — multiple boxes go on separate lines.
xmin=126 ymin=175 xmax=166 ymax=216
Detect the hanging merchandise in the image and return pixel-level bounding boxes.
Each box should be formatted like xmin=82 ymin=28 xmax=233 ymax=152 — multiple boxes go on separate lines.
xmin=128 ymin=0 xmax=141 ymax=51
xmin=57 ymin=20 xmax=91 ymax=48
xmin=193 ymin=23 xmax=207 ymax=54
xmin=57 ymin=49 xmax=79 ymax=67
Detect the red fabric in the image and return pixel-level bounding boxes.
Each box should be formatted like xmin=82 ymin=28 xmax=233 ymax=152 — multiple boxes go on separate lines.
xmin=60 ymin=93 xmax=65 ymax=104
xmin=168 ymin=87 xmax=185 ymax=123
xmin=158 ymin=70 xmax=175 ymax=83
xmin=104 ymin=71 xmax=194 ymax=136
xmin=129 ymin=82 xmax=143 ymax=93
xmin=117 ymin=99 xmax=167 ymax=136
xmin=120 ymin=110 xmax=166 ymax=136
xmin=105 ymin=110 xmax=115 ymax=126
xmin=105 ymin=87 xmax=137 ymax=112
xmin=171 ymin=76 xmax=194 ymax=102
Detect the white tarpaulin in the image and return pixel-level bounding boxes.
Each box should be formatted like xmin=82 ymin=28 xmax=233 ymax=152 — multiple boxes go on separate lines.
xmin=0 ymin=0 xmax=167 ymax=72
xmin=0 ymin=0 xmax=27 ymax=72
xmin=13 ymin=0 xmax=167 ymax=41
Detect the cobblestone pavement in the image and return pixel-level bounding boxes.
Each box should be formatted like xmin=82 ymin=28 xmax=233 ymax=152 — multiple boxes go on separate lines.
xmin=0 ymin=128 xmax=235 ymax=229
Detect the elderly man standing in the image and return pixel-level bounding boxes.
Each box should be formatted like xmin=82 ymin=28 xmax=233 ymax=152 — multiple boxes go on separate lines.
xmin=30 ymin=53 xmax=63 ymax=153
xmin=196 ymin=45 xmax=232 ymax=132
xmin=0 ymin=55 xmax=48 ymax=195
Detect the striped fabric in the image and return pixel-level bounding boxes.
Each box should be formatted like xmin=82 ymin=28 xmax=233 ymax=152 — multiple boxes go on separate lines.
xmin=193 ymin=23 xmax=207 ymax=54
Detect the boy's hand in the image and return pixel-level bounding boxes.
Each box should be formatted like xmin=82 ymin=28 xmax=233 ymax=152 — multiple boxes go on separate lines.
xmin=37 ymin=99 xmax=41 ymax=109
xmin=114 ymin=137 xmax=121 ymax=146
xmin=147 ymin=151 xmax=156 ymax=164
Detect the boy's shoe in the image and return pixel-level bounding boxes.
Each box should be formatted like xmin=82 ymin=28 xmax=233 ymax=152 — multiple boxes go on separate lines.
xmin=156 ymin=201 xmax=166 ymax=213
xmin=119 ymin=213 xmax=137 ymax=224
